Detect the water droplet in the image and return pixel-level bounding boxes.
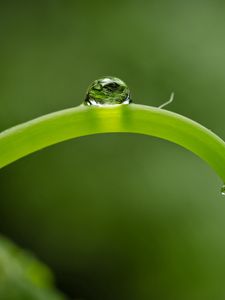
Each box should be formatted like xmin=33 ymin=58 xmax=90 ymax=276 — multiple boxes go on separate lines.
xmin=84 ymin=76 xmax=131 ymax=106
xmin=221 ymin=184 xmax=225 ymax=195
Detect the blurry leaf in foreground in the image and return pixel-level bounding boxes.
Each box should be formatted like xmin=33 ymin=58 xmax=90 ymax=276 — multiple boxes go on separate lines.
xmin=0 ymin=235 xmax=67 ymax=300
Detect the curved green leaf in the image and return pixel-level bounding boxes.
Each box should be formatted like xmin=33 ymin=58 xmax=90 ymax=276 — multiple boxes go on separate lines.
xmin=0 ymin=104 xmax=224 ymax=183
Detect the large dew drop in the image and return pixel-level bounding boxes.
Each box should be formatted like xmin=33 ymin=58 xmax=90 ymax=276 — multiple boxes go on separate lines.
xmin=84 ymin=76 xmax=131 ymax=106
xmin=221 ymin=185 xmax=225 ymax=196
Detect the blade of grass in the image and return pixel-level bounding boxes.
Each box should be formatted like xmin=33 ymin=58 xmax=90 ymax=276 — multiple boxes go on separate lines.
xmin=0 ymin=104 xmax=224 ymax=183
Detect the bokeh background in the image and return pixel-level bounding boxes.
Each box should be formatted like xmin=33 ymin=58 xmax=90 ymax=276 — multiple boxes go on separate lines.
xmin=0 ymin=1 xmax=225 ymax=299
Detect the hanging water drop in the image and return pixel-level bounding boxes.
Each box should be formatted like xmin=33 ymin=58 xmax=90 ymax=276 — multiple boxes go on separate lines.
xmin=221 ymin=184 xmax=225 ymax=195
xmin=84 ymin=76 xmax=131 ymax=106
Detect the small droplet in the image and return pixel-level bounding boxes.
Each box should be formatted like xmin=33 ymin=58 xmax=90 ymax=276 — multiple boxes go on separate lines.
xmin=84 ymin=76 xmax=131 ymax=106
xmin=221 ymin=184 xmax=225 ymax=195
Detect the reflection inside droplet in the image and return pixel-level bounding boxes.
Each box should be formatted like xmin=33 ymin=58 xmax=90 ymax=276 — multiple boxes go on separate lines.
xmin=221 ymin=184 xmax=225 ymax=195
xmin=84 ymin=76 xmax=131 ymax=106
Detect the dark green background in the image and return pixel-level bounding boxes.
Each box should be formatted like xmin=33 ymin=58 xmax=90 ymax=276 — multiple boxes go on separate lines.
xmin=0 ymin=1 xmax=225 ymax=299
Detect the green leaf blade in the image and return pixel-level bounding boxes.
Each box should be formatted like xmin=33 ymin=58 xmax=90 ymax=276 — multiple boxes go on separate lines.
xmin=0 ymin=104 xmax=224 ymax=183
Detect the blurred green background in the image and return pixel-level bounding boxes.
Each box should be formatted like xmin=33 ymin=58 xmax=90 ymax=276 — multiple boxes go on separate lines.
xmin=0 ymin=1 xmax=225 ymax=299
